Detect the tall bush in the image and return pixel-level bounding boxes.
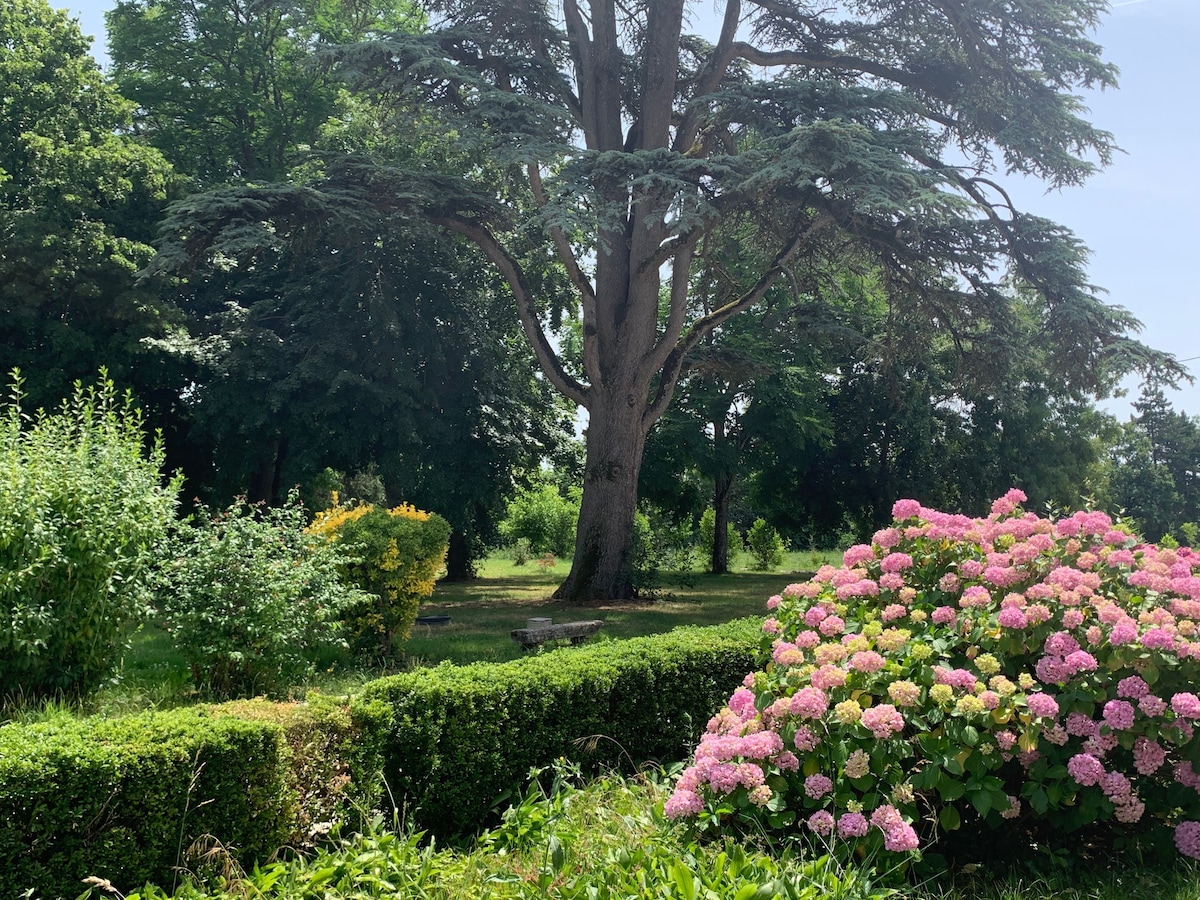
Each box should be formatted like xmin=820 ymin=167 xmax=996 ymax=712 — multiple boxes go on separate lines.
xmin=747 ymin=518 xmax=785 ymax=571
xmin=667 ymin=491 xmax=1200 ymax=867
xmin=153 ymin=494 xmax=369 ymax=698
xmin=498 ymin=483 xmax=579 ymax=558
xmin=0 ymin=372 xmax=180 ymax=700
xmin=308 ymin=500 xmax=450 ymax=656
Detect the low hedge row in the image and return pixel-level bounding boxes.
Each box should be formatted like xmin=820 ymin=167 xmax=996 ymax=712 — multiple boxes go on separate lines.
xmin=0 ymin=698 xmax=387 ymax=899
xmin=0 ymin=619 xmax=762 ymax=897
xmin=361 ymin=619 xmax=764 ymax=836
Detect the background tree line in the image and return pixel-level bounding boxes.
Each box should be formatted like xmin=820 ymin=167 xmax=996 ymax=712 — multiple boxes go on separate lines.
xmin=2 ymin=0 xmax=1197 ymax=586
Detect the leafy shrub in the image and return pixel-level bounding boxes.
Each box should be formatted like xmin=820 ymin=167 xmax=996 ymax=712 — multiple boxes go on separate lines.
xmin=359 ymin=619 xmax=763 ymax=837
xmin=699 ymin=507 xmax=742 ymax=570
xmin=308 ymin=500 xmax=450 ymax=657
xmin=666 ymin=490 xmax=1200 ymax=867
xmin=633 ymin=507 xmax=700 ymax=591
xmin=747 ymin=517 xmax=786 ymax=571
xmin=153 ymin=495 xmax=368 ymax=698
xmin=510 ymin=536 xmax=533 ymax=566
xmin=0 ymin=373 xmax=180 ymax=701
xmin=498 ymin=482 xmax=579 ymax=558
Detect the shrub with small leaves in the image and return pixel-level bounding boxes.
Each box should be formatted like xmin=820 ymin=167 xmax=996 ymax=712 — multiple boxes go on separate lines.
xmin=308 ymin=500 xmax=450 ymax=657
xmin=153 ymin=494 xmax=368 ymax=698
xmin=667 ymin=491 xmax=1200 ymax=868
xmin=0 ymin=372 xmax=180 ymax=701
xmin=747 ymin=518 xmax=786 ymax=571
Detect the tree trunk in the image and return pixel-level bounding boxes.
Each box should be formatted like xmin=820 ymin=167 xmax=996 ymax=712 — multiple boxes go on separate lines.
xmin=554 ymin=393 xmax=648 ymax=601
xmin=443 ymin=529 xmax=476 ymax=581
xmin=711 ymin=471 xmax=734 ymax=575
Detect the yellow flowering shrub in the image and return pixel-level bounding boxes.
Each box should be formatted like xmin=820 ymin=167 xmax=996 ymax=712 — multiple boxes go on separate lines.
xmin=308 ymin=498 xmax=450 ymax=657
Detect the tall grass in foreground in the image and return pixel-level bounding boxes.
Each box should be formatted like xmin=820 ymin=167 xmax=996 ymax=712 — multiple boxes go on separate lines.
xmin=95 ymin=770 xmax=1200 ymax=900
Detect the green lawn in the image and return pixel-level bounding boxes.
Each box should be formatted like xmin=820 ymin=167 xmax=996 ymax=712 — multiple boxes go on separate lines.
xmin=402 ymin=549 xmax=836 ymax=666
xmin=61 ymin=549 xmax=838 ymax=716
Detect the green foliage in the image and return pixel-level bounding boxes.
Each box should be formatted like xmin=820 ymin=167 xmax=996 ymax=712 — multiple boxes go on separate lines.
xmin=358 ymin=619 xmax=763 ymax=838
xmin=0 ymin=707 xmax=294 ymax=899
xmin=114 ymin=771 xmax=896 ymax=900
xmin=106 ymin=0 xmax=421 ymax=185
xmin=0 ymin=0 xmax=182 ymax=416
xmin=747 ymin=518 xmax=786 ymax=572
xmin=308 ymin=503 xmax=451 ymax=657
xmin=151 ymin=495 xmax=368 ymax=699
xmin=700 ymin=508 xmax=743 ymax=571
xmin=499 ymin=482 xmax=580 ymax=559
xmin=0 ymin=373 xmax=180 ymax=701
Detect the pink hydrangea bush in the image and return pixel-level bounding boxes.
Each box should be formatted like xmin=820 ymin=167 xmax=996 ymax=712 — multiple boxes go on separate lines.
xmin=666 ymin=491 xmax=1200 ymax=865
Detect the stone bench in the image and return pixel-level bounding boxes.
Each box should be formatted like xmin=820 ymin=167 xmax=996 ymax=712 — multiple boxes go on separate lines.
xmin=510 ymin=619 xmax=604 ymax=651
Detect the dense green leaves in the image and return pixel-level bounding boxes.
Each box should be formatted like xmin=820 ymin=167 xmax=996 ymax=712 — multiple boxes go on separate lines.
xmin=0 ymin=0 xmax=180 ymax=413
xmin=0 ymin=373 xmax=180 ymax=699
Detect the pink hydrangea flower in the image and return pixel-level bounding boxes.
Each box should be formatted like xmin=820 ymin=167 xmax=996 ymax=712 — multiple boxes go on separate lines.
xmin=932 ymin=606 xmax=957 ymax=625
xmin=794 ymin=725 xmax=819 ymax=752
xmin=1067 ymin=753 xmax=1105 ymax=787
xmin=790 ymin=686 xmax=830 ymax=719
xmin=892 ymin=499 xmax=921 ymax=520
xmin=1102 ymin=699 xmax=1136 ymax=731
xmin=807 ymin=809 xmax=835 ymax=835
xmin=1172 ymin=692 xmax=1200 ymax=719
xmin=961 ymin=586 xmax=991 ymax=608
xmin=881 ymin=552 xmax=914 ymax=574
xmin=849 ymin=650 xmax=887 ymax=673
xmin=837 ymin=812 xmax=869 ymax=838
xmin=843 ymin=544 xmax=876 ymax=567
xmin=1139 ymin=694 xmax=1168 ymax=717
xmin=860 ymin=703 xmax=905 ymax=738
xmin=818 ymin=615 xmax=846 ymax=636
xmin=1027 ymin=692 xmax=1060 ymax=719
xmin=664 ymin=789 xmax=704 ymax=818
xmin=804 ymin=773 xmax=834 ymax=799
xmin=1133 ymin=737 xmax=1166 ymax=775
xmin=1175 ymin=822 xmax=1200 ymax=859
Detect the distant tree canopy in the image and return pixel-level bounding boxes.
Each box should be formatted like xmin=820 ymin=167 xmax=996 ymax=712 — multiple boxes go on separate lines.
xmin=106 ymin=0 xmax=422 ymax=185
xmin=0 ymin=0 xmax=181 ymax=415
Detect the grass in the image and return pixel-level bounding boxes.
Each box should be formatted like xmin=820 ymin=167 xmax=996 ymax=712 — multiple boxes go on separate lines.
xmin=403 ymin=548 xmax=839 ymax=666
xmin=111 ymin=769 xmax=1200 ymax=900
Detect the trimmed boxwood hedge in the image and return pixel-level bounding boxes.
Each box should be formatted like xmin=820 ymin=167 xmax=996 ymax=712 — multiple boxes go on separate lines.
xmin=0 ymin=708 xmax=291 ymax=899
xmin=0 ymin=697 xmax=390 ymax=900
xmin=0 ymin=618 xmax=762 ymax=896
xmin=360 ymin=618 xmax=763 ymax=836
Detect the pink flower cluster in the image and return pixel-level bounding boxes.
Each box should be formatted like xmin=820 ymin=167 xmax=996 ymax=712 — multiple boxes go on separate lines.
xmin=669 ymin=492 xmax=1200 ymax=864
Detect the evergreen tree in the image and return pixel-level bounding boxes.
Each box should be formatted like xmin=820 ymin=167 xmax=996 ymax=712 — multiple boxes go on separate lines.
xmin=168 ymin=0 xmax=1180 ymax=598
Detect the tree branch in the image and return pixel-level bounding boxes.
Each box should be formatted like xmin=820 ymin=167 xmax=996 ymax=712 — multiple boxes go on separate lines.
xmin=645 ymin=213 xmax=834 ymax=425
xmin=674 ymin=0 xmax=742 ymax=154
xmin=525 ymin=162 xmax=602 ymax=379
xmin=432 ymin=215 xmax=590 ymax=408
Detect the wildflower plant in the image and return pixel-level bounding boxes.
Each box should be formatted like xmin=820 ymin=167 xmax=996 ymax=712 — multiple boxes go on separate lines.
xmin=666 ymin=490 xmax=1200 ymax=865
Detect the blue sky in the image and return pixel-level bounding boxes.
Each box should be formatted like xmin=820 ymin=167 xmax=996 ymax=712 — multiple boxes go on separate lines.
xmin=60 ymin=0 xmax=1200 ymax=419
